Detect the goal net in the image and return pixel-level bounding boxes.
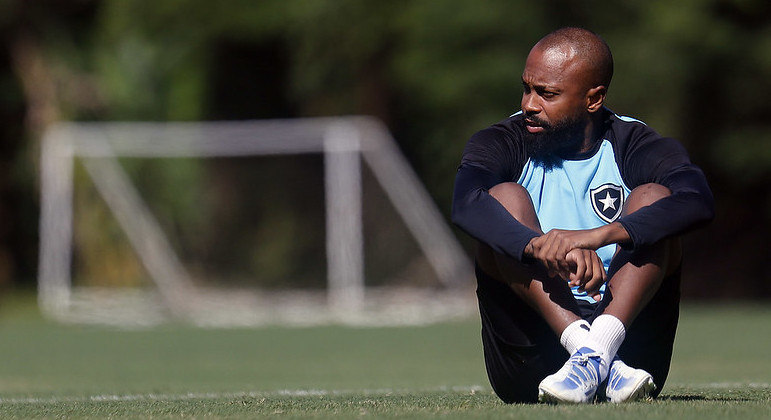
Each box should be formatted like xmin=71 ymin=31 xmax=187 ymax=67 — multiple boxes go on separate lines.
xmin=38 ymin=117 xmax=475 ymax=327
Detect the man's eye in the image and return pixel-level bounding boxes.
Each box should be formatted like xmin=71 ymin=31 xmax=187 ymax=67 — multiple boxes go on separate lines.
xmin=541 ymin=91 xmax=556 ymax=98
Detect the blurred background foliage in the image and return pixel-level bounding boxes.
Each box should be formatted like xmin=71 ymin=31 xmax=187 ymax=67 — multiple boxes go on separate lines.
xmin=0 ymin=0 xmax=768 ymax=296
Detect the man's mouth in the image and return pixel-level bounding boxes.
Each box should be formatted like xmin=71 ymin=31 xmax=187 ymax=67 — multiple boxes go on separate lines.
xmin=525 ymin=118 xmax=546 ymax=133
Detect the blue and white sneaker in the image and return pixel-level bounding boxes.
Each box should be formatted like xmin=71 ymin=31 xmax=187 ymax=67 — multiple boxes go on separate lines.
xmin=538 ymin=347 xmax=607 ymax=404
xmin=603 ymin=358 xmax=656 ymax=403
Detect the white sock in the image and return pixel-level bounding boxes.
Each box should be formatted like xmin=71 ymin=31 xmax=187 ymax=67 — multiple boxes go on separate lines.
xmin=588 ymin=314 xmax=626 ymax=377
xmin=559 ymin=319 xmax=591 ymax=355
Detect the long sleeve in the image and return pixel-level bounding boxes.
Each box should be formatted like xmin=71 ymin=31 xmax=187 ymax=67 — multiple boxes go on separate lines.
xmin=451 ymin=126 xmax=539 ymax=262
xmin=615 ymin=128 xmax=715 ymax=249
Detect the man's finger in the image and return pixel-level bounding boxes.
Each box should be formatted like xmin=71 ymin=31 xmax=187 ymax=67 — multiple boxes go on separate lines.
xmin=584 ymin=256 xmax=606 ymax=294
xmin=573 ymin=255 xmax=587 ymax=286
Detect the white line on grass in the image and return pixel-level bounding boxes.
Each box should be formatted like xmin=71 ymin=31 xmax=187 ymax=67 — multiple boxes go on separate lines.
xmin=0 ymin=385 xmax=488 ymax=405
xmin=669 ymin=382 xmax=771 ymax=389
xmin=2 ymin=383 xmax=767 ymax=405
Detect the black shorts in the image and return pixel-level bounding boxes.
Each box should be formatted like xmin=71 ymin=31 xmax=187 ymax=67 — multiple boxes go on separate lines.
xmin=476 ymin=263 xmax=681 ymax=403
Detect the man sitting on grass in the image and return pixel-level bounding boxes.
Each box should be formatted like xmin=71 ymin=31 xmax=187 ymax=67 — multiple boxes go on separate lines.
xmin=452 ymin=27 xmax=714 ymax=404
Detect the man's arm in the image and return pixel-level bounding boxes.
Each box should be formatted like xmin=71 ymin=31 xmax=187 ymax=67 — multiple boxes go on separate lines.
xmin=524 ymin=133 xmax=714 ymax=287
xmin=525 ymin=222 xmax=629 ymax=264
xmin=451 ymin=128 xmax=539 ymax=262
xmin=617 ymin=135 xmax=714 ymax=249
xmin=452 ymin=164 xmax=541 ymax=262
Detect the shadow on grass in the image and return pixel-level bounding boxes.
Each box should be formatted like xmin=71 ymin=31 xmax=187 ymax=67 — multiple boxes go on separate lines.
xmin=659 ymin=395 xmax=705 ymax=401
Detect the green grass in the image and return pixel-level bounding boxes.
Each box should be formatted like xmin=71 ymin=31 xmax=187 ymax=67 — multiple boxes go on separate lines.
xmin=0 ymin=294 xmax=768 ymax=418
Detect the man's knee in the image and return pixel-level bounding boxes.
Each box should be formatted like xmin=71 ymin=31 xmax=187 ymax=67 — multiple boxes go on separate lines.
xmin=489 ymin=182 xmax=529 ymax=202
xmin=624 ymin=183 xmax=671 ymax=215
xmin=619 ymin=183 xmax=682 ymax=274
xmin=489 ymin=183 xmax=540 ymax=230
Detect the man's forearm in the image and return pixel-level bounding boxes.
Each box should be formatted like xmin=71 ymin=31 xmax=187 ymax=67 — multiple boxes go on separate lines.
xmin=523 ymin=222 xmax=631 ymax=278
xmin=593 ymin=222 xmax=631 ymax=248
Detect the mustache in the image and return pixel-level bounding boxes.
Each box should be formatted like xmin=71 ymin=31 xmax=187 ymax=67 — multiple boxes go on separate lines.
xmin=525 ymin=115 xmax=550 ymax=129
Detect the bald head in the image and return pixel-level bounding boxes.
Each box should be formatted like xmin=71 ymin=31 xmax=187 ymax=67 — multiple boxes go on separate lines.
xmin=533 ymin=27 xmax=614 ymax=90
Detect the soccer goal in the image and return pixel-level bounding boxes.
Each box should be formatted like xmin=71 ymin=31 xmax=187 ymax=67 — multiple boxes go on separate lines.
xmin=38 ymin=117 xmax=475 ymax=327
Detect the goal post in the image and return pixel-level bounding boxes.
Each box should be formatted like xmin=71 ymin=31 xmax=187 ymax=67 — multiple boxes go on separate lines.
xmin=38 ymin=117 xmax=475 ymax=327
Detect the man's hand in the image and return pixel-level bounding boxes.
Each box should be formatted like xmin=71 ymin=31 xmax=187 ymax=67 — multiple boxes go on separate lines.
xmin=525 ymin=228 xmax=605 ymax=278
xmin=565 ymin=248 xmax=606 ymax=301
xmin=522 ymin=224 xmax=631 ymax=301
xmin=524 ymin=223 xmax=631 ymax=276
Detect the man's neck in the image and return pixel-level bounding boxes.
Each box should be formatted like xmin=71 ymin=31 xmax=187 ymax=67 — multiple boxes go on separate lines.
xmin=579 ymin=110 xmax=608 ymax=153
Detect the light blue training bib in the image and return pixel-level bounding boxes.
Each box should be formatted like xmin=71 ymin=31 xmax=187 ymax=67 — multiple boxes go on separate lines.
xmin=517 ymin=139 xmax=631 ymax=303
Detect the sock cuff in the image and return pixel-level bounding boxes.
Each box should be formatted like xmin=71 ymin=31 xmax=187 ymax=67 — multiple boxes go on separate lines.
xmin=590 ymin=314 xmax=626 ymax=359
xmin=560 ymin=319 xmax=591 ymax=354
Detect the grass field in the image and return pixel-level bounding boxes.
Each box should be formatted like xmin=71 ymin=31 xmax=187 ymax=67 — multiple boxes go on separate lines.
xmin=0 ymin=293 xmax=768 ymax=418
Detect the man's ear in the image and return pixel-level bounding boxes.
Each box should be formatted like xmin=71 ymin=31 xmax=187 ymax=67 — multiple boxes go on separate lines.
xmin=586 ymin=86 xmax=607 ymax=113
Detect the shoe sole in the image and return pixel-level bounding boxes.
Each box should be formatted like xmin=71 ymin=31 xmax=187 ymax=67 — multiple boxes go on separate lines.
xmin=608 ymin=376 xmax=656 ymax=403
xmin=538 ymin=387 xmax=590 ymax=404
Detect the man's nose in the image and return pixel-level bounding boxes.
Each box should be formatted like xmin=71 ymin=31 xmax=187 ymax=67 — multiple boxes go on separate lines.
xmin=521 ymin=93 xmax=540 ymax=115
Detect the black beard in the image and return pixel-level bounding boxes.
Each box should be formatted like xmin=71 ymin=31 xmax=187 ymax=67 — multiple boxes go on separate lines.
xmin=524 ymin=115 xmax=586 ymax=170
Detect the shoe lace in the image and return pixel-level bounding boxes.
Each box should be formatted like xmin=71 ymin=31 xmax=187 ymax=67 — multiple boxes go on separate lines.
xmin=564 ymin=351 xmax=602 ymax=389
